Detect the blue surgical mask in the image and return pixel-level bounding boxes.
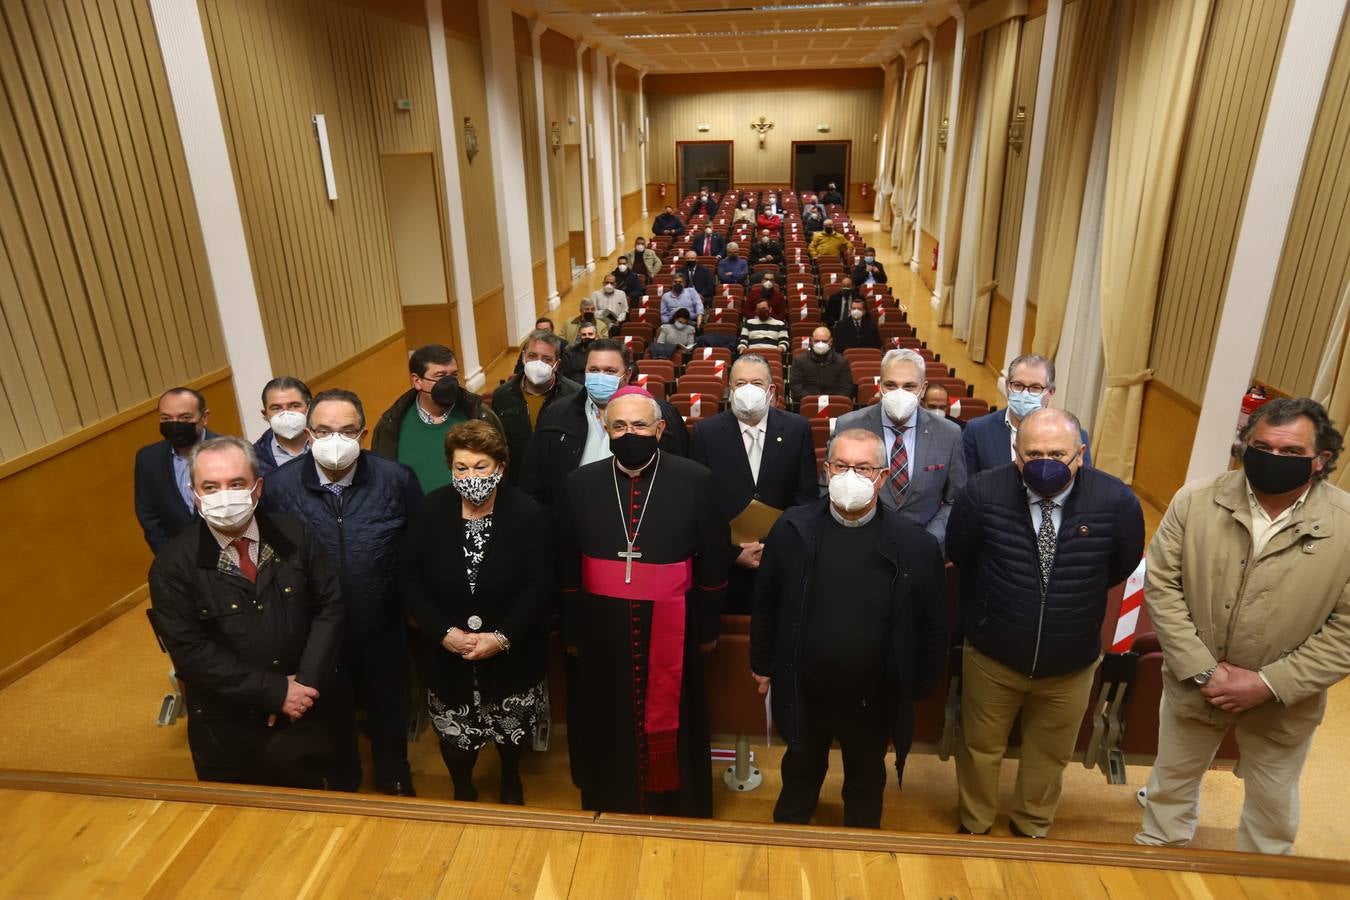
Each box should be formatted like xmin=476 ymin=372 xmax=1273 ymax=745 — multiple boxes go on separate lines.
xmin=585 ymin=371 xmax=623 ymax=404
xmin=1007 ymin=390 xmax=1044 ymax=420
xmin=864 ymin=255 xmax=875 ymax=264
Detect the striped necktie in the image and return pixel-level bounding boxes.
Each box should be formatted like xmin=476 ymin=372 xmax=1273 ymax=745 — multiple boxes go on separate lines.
xmin=888 ymin=427 xmax=910 ymax=502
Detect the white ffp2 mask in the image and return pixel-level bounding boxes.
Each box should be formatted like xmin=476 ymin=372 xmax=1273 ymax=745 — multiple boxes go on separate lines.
xmin=881 ymin=388 xmax=919 ymax=425
xmin=828 ymin=470 xmax=876 ymax=513
xmin=312 ymin=433 xmax=361 ymax=470
xmin=269 ymin=410 xmax=307 ymax=440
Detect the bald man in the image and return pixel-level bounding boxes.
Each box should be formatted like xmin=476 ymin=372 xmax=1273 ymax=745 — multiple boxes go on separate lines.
xmin=790 ymin=326 xmax=855 ymax=404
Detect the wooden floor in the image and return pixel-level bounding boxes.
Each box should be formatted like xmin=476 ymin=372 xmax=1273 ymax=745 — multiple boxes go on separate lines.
xmin=2 ymin=781 xmax=1346 ymax=898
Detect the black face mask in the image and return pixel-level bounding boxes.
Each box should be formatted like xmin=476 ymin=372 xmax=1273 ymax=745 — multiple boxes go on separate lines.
xmin=430 ymin=376 xmax=460 ymax=409
xmin=159 ymin=420 xmax=200 ymax=449
xmin=1242 ymin=445 xmax=1316 ymax=494
xmin=582 ymin=311 xmax=595 ymax=321
xmin=611 ymin=433 xmax=659 ymax=470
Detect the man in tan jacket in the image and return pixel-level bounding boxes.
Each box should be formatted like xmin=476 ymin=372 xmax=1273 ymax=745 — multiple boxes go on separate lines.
xmin=1136 ymin=397 xmax=1350 ymax=855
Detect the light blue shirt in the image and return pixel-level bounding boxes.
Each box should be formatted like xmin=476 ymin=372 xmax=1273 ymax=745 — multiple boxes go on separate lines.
xmin=660 ymin=287 xmax=704 ymax=323
xmin=273 ymin=435 xmax=308 ymax=467
xmin=315 ymin=456 xmax=358 ymax=489
xmin=1027 ymin=480 xmax=1075 ymax=536
xmin=881 ymin=413 xmax=916 ymax=480
xmin=171 ymin=449 xmax=194 ymax=511
xmin=580 ymin=397 xmax=612 ymax=466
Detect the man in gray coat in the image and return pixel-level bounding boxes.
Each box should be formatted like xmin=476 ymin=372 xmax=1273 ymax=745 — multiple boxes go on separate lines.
xmin=834 ymin=348 xmax=966 ymax=548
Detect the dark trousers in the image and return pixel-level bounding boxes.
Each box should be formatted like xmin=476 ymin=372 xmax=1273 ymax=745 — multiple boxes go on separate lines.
xmin=774 ymin=693 xmax=888 ymax=829
xmin=331 ymin=627 xmax=411 ymax=790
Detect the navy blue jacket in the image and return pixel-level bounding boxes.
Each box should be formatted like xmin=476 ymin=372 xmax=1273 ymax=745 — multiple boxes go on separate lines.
xmin=692 ymin=232 xmax=726 ymax=258
xmin=261 ymin=452 xmax=422 ymax=635
xmin=252 ymin=428 xmax=310 ymax=476
xmin=962 ymin=409 xmax=1092 ymax=476
xmin=751 ymin=500 xmax=949 ymax=756
xmin=134 ymin=430 xmax=220 ymax=554
xmin=945 ymin=463 xmax=1144 ymax=678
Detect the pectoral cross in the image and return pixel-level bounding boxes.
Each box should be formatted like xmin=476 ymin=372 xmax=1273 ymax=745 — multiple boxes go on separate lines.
xmin=618 ymin=542 xmax=642 ymax=584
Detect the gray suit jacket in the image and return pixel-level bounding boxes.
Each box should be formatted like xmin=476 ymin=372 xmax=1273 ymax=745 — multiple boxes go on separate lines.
xmin=833 ymin=404 xmax=966 ymax=547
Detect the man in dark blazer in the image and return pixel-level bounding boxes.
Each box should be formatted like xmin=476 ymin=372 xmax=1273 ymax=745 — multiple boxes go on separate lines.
xmin=946 ymin=408 xmax=1143 ymax=838
xmin=852 ymin=248 xmax=888 ymax=288
xmin=963 ymin=354 xmax=1092 ymax=476
xmin=492 ymin=330 xmax=581 ymax=484
xmin=676 ymin=250 xmax=717 ymax=301
xmin=833 ymin=297 xmax=882 ymax=352
xmin=653 ymin=205 xmax=685 ymax=238
xmin=834 ymin=349 xmax=966 ymax=547
xmin=135 ymin=386 xmax=219 ymax=554
xmin=689 ymin=355 xmax=817 ymax=615
xmin=690 ymin=190 xmax=719 ymax=217
xmin=691 ymin=225 xmax=726 ymax=258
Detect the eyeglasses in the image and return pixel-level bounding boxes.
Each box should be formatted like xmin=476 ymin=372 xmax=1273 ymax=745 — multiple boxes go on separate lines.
xmin=1008 ymin=381 xmax=1048 ymax=396
xmin=826 ymin=461 xmax=882 ymax=479
xmin=312 ymin=427 xmax=362 ymax=439
xmin=609 ymin=421 xmax=656 ymax=436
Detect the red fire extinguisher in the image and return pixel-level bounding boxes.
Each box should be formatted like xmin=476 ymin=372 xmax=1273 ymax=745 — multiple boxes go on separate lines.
xmin=860 ymin=182 xmax=870 ymax=198
xmin=1233 ymin=383 xmax=1269 ymax=454
xmin=932 ymin=242 xmax=939 ymax=271
xmin=658 ymin=182 xmax=667 ymax=198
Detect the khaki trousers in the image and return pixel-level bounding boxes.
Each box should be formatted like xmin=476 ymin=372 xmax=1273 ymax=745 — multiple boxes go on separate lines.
xmin=956 ymin=643 xmax=1099 ymax=836
xmin=1135 ymin=690 xmax=1315 ymax=855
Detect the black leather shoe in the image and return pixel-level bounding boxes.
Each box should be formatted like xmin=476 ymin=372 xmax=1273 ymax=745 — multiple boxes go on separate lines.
xmin=957 ymin=824 xmax=990 ymax=836
xmin=381 ymin=780 xmax=417 ymax=797
xmin=1009 ymin=820 xmax=1043 ymax=839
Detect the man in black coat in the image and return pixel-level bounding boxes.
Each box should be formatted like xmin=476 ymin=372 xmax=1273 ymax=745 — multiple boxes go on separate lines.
xmin=253 ymin=376 xmax=312 ymax=476
xmin=689 ymin=355 xmax=817 ymax=615
xmin=691 ymin=225 xmax=726 ymax=259
xmin=492 ymin=330 xmax=581 ymax=485
xmin=833 ymin=297 xmax=882 ymax=352
xmin=852 ymin=248 xmax=888 ymax=287
xmin=752 ymin=428 xmax=948 ymax=828
xmin=262 ymin=389 xmax=423 ymax=795
xmin=135 ymin=387 xmax=220 ymax=554
xmin=676 ymin=250 xmax=716 ymax=301
xmin=789 ymin=326 xmax=855 ymax=403
xmin=819 ymin=183 xmax=845 ymax=207
xmin=610 ymin=255 xmax=646 ymax=306
xmin=946 ymin=408 xmax=1144 ymax=838
xmin=653 ymin=205 xmax=685 ymax=238
xmin=147 ymin=435 xmax=347 ymax=788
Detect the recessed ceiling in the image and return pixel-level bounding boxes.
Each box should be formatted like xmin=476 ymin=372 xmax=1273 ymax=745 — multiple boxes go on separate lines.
xmin=514 ymin=0 xmax=954 ymax=72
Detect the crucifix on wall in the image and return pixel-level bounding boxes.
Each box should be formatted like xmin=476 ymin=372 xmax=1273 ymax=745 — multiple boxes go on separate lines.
xmin=750 ymin=115 xmax=774 ymax=148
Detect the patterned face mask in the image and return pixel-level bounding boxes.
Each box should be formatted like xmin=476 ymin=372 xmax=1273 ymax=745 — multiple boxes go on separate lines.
xmin=452 ymin=469 xmax=502 ymax=506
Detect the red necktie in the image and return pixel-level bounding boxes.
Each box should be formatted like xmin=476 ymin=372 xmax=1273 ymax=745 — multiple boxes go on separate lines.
xmin=232 ymin=537 xmax=257 ymax=583
xmin=889 ymin=428 xmax=910 ymax=502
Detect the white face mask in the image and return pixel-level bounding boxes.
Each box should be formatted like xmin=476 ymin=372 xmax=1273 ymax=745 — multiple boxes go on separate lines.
xmin=881 ymin=387 xmax=919 ymax=425
xmin=635 ymin=244 xmax=645 ymax=252
xmin=603 ymin=284 xmax=615 ymax=294
xmin=731 ymin=384 xmax=769 ymax=423
xmin=523 ymin=359 xmax=555 ymax=386
xmin=828 ymin=470 xmax=876 ymax=513
xmin=927 ymin=406 xmax=947 ymax=418
xmin=617 ymin=264 xmax=627 ymax=272
xmin=762 ymin=281 xmax=773 ymax=290
xmin=197 ymin=487 xmax=257 ymax=530
xmin=312 ymin=433 xmax=361 ymax=470
xmin=269 ymin=410 xmax=307 ymax=440
xmin=812 ymin=341 xmax=831 ymax=356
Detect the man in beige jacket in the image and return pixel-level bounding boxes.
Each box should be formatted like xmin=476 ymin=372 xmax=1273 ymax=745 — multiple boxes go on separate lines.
xmin=1136 ymin=397 xmax=1350 ymax=855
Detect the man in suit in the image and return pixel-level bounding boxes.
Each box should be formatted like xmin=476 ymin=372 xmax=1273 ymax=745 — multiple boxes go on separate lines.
xmin=610 ymin=255 xmax=646 ymax=306
xmin=819 ymin=183 xmax=845 ymax=207
xmin=947 ymin=408 xmax=1143 ymax=838
xmin=823 ymin=278 xmax=859 ymax=328
xmin=136 ymin=387 xmax=220 ymax=554
xmin=692 ymin=224 xmax=725 ymax=259
xmin=789 ymin=326 xmax=855 ymax=403
xmin=751 ymin=229 xmax=783 ymax=268
xmin=653 ymin=205 xmax=684 ymax=238
xmin=852 ymin=248 xmax=887 ymax=288
xmin=690 ymin=355 xmax=817 ymax=615
xmin=678 ymin=250 xmax=717 ymax=301
xmin=834 ymin=349 xmax=965 ymax=547
xmin=963 ymin=354 xmax=1092 ymax=476
xmin=690 ymin=189 xmax=719 ymax=217
xmin=833 ymin=296 xmax=882 ymax=352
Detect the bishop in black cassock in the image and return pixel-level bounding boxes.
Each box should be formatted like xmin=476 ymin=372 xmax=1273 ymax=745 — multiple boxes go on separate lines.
xmin=559 ymin=388 xmax=729 ymax=817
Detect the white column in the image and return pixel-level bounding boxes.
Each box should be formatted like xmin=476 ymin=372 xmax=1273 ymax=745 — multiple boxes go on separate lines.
xmin=591 ymin=49 xmax=617 ymax=259
xmin=931 ymin=8 xmax=966 ymax=307
xmin=423 ymin=0 xmax=483 ymax=389
xmin=609 ymin=57 xmax=624 ymax=246
xmin=148 ymin=0 xmax=271 ymax=439
xmin=529 ymin=22 xmax=561 ymax=311
xmin=1186 ymin=0 xmax=1347 ymax=482
xmin=479 ymin=0 xmax=536 ymax=344
xmin=638 ymin=69 xmax=649 ymax=219
xmin=1003 ymin=0 xmax=1063 ymax=363
xmin=910 ymin=31 xmax=936 ymax=271
xmin=575 ymin=42 xmax=595 ymax=271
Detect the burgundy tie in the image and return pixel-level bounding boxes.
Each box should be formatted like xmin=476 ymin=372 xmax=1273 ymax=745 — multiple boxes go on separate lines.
xmin=889 ymin=428 xmax=910 ymax=502
xmin=232 ymin=537 xmax=257 ymax=583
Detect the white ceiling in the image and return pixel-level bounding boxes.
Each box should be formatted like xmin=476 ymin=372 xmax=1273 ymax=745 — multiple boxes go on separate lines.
xmin=514 ymin=0 xmax=955 ymax=72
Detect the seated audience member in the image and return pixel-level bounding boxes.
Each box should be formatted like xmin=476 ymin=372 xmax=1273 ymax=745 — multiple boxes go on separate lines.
xmin=690 ymin=188 xmax=719 ymax=217
xmin=717 ymin=243 xmax=749 ymax=285
xmin=679 ymin=250 xmax=716 ymax=300
xmin=657 ymin=307 xmax=697 ymax=349
xmin=762 ymin=195 xmax=781 ymax=217
xmin=400 ymin=421 xmax=551 ymax=805
xmin=808 ymin=219 xmax=850 ymax=260
xmin=922 ymin=382 xmax=961 ymax=428
xmin=254 ymin=377 xmax=312 ymax=476
xmin=802 ymin=203 xmax=826 ymax=237
xmin=738 ymin=301 xmax=789 ymax=356
xmin=692 ymin=224 xmax=725 ymax=259
xmin=560 ymin=324 xmax=599 ymax=383
xmin=148 ymin=436 xmax=345 ymax=789
xmin=492 ymin=330 xmax=580 ymax=485
xmin=790 ymin=327 xmax=855 ymax=403
xmin=963 ymin=354 xmax=1092 ymax=476
xmin=372 ymin=344 xmax=503 ymax=493
xmin=823 ymin=278 xmax=859 ymax=328
xmin=752 ymin=428 xmax=947 ymax=827
xmin=262 ymin=389 xmax=422 ymax=795
xmin=535 ymin=317 xmax=555 ymax=333
xmin=631 ymin=237 xmax=662 ymax=282
xmin=833 ymin=297 xmax=882 ymax=352
xmin=947 ymin=408 xmax=1143 ymax=838
xmin=852 ymin=248 xmax=888 ymax=287
xmin=732 ymin=199 xmax=756 ymax=225
xmin=591 ymin=274 xmax=629 ymax=326
xmin=751 ymin=230 xmax=783 ymax=267
xmin=756 ymin=207 xmax=782 ymax=232
xmin=742 ymin=273 xmax=787 ymax=321
xmin=611 ymin=254 xmax=645 ymax=306
xmin=690 ymin=355 xmax=816 ymax=616
xmin=653 ymin=205 xmax=684 ymax=237
xmin=819 ymin=182 xmax=845 ymax=207
xmin=563 ymin=298 xmax=611 ymax=344
xmin=661 ymin=274 xmax=705 ymax=325
xmin=136 ymin=387 xmax=219 ymax=554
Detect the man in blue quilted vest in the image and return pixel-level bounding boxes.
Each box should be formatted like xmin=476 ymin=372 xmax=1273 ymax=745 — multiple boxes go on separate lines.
xmin=946 ymin=407 xmax=1144 ymax=838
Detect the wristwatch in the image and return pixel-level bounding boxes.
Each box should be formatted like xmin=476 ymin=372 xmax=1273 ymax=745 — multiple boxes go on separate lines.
xmin=1193 ymin=666 xmax=1217 ymax=686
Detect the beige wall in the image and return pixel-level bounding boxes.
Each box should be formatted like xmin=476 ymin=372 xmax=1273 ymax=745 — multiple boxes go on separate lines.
xmin=0 ymin=0 xmax=224 ymax=462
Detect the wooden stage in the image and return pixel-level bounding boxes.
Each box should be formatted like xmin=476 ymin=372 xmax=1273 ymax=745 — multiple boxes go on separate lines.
xmin=1 ymin=771 xmax=1346 ymax=898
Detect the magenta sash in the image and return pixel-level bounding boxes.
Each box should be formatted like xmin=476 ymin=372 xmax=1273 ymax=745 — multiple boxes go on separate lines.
xmin=582 ymin=554 xmax=693 ymax=794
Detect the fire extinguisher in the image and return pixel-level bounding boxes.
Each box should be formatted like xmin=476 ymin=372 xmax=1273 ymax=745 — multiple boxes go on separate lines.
xmin=658 ymin=181 xmax=667 ymax=198
xmin=860 ymin=182 xmax=870 ymax=199
xmin=932 ymin=241 xmax=939 ymax=271
xmin=1233 ymin=383 xmax=1269 ymax=454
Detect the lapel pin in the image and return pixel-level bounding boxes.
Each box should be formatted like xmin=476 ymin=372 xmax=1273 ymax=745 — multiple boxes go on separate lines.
xmin=776 ymin=435 xmax=782 ymax=443
xmin=1078 ymin=525 xmax=1089 ymax=536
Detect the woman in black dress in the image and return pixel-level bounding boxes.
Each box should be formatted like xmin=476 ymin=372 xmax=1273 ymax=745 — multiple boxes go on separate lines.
xmin=400 ymin=420 xmax=551 ymax=804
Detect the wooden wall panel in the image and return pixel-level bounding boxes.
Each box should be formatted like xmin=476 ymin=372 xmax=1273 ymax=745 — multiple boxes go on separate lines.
xmin=1152 ymin=0 xmax=1292 ymax=403
xmin=444 ymin=29 xmax=502 ymax=300
xmin=0 ymin=0 xmax=224 ymax=462
xmin=1133 ymin=380 xmax=1201 ymax=511
xmin=992 ymin=15 xmax=1045 ymax=300
xmin=1256 ymin=16 xmax=1350 ymax=396
xmin=516 ymin=47 xmax=546 ymax=260
xmin=307 ymin=331 xmax=408 ymax=445
xmin=540 ymin=43 xmax=579 ymax=250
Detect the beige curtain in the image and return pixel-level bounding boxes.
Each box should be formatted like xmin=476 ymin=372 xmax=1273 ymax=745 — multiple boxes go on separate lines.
xmin=955 ymin=18 xmax=1021 ymax=362
xmin=889 ymin=62 xmax=919 ymax=247
xmin=882 ymin=67 xmax=907 ymax=231
xmin=874 ymin=69 xmax=901 ymax=221
xmin=1314 ymin=275 xmax=1350 ymax=489
xmin=1095 ymin=0 xmax=1212 ymax=482
xmin=937 ymin=33 xmax=986 ymax=326
xmin=1030 ymin=0 xmax=1116 ymax=357
xmin=897 ymin=59 xmax=928 ymax=255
